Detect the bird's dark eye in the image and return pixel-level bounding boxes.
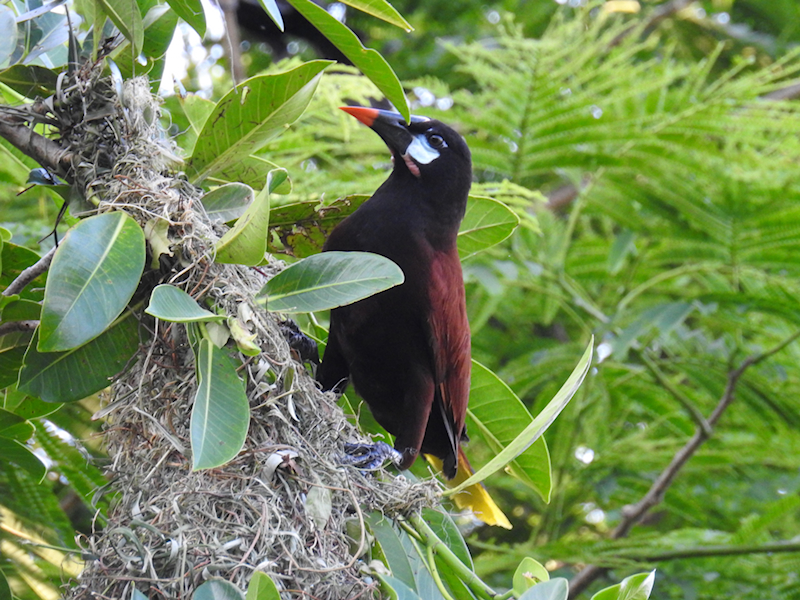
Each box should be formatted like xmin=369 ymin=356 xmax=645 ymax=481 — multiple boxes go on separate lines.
xmin=428 ymin=133 xmax=445 ymax=148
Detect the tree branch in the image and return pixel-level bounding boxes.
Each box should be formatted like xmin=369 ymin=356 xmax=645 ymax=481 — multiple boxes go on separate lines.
xmin=568 ymin=330 xmax=800 ymax=598
xmin=0 ymin=111 xmax=73 ymax=178
xmin=0 ymin=320 xmax=39 ymax=336
xmin=2 ymin=246 xmax=56 ymax=297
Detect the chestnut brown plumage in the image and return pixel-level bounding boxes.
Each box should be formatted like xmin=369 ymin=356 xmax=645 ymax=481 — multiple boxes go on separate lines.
xmin=317 ymin=106 xmax=472 ymax=479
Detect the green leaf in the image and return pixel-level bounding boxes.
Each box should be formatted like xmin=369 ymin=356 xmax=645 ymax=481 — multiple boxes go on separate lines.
xmin=201 ymin=183 xmax=255 ymax=224
xmin=0 ymin=65 xmax=59 ymax=97
xmin=164 ymin=0 xmax=205 ymax=37
xmin=591 ymin=571 xmax=656 ymax=600
xmin=284 ymin=0 xmax=409 ymax=121
xmin=1 ymin=242 xmax=45 ymax=302
xmin=145 ymin=284 xmax=225 ymax=323
xmin=339 ymin=0 xmax=412 ymax=30
xmin=420 ymin=508 xmax=472 ymax=568
xmin=215 ymin=177 xmax=271 ymax=266
xmin=513 ymin=557 xmax=550 ymax=597
xmin=0 ymin=6 xmax=17 ymax=68
xmin=245 ymin=572 xmax=281 ymax=600
xmin=0 ymin=437 xmax=46 ymax=480
xmin=367 ymin=513 xmax=417 ymax=592
xmin=110 ymin=4 xmax=179 ymax=82
xmin=518 ymin=578 xmax=569 ymax=600
xmin=261 ymin=251 xmax=404 ymax=313
xmin=191 ymin=339 xmax=250 ymax=470
xmin=446 ymin=338 xmax=593 ymax=494
xmin=39 ymin=212 xmax=145 ymax=352
xmin=457 ymin=196 xmax=520 ymax=259
xmin=377 ymin=574 xmax=423 ymax=600
xmin=256 ymin=0 xmax=283 ymax=31
xmin=0 ymin=571 xmax=10 ymax=600
xmin=19 ymin=314 xmax=141 ymax=403
xmin=96 ymin=0 xmax=143 ymax=55
xmin=467 ymin=360 xmax=552 ymax=501
xmin=0 ymin=407 xmax=33 ymax=441
xmin=194 ymin=579 xmax=245 ymax=600
xmin=188 ymin=60 xmax=332 ymax=183
xmin=269 ymin=195 xmax=369 ymax=258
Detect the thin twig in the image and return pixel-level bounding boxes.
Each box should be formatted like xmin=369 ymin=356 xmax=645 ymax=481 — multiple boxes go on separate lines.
xmin=568 ymin=329 xmax=800 ymax=598
xmin=2 ymin=246 xmax=57 ymax=297
xmin=0 ymin=320 xmax=38 ymax=335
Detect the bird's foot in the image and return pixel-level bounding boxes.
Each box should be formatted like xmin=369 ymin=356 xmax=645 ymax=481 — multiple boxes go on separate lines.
xmin=279 ymin=320 xmax=320 ymax=367
xmin=341 ymin=441 xmax=403 ymax=472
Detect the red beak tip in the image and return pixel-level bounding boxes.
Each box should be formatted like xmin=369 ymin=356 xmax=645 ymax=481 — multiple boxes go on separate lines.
xmin=340 ymin=106 xmax=378 ymax=127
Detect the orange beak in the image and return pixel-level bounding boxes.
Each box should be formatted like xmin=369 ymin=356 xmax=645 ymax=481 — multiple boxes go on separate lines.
xmin=339 ymin=106 xmax=380 ymax=127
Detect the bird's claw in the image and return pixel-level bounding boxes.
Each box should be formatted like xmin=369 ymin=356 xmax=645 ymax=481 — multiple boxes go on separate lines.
xmin=279 ymin=320 xmax=320 ymax=367
xmin=341 ymin=441 xmax=403 ymax=472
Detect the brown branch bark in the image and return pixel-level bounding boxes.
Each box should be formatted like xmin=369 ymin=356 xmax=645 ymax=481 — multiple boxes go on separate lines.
xmin=2 ymin=246 xmax=56 ymax=297
xmin=568 ymin=330 xmax=800 ymax=598
xmin=0 ymin=112 xmax=73 ymax=178
xmin=0 ymin=320 xmax=39 ymax=335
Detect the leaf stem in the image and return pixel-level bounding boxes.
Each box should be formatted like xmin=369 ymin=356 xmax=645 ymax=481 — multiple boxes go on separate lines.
xmin=408 ymin=514 xmax=501 ymax=600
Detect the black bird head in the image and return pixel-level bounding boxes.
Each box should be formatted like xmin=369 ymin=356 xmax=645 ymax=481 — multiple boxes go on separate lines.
xmin=340 ymin=106 xmax=472 ymax=190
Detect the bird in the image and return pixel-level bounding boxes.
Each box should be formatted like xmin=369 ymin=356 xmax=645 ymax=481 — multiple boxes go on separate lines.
xmin=317 ymin=106 xmax=473 ymax=479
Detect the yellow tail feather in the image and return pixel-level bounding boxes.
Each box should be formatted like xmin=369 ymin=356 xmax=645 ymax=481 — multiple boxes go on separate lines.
xmin=425 ymin=453 xmax=512 ymax=529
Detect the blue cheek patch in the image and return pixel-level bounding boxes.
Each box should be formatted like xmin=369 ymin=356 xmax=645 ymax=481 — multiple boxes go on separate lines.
xmin=406 ymin=134 xmax=440 ymax=164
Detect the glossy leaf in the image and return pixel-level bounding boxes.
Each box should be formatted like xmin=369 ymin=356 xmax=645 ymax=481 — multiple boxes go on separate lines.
xmin=367 ymin=513 xmax=416 ymax=592
xmin=0 ymin=437 xmax=46 ymax=480
xmin=96 ymin=0 xmax=143 ymax=55
xmin=467 ymin=360 xmax=552 ymax=501
xmin=261 ymin=251 xmax=404 ymax=313
xmin=245 ymin=572 xmax=281 ymax=600
xmin=284 ymin=0 xmax=409 ymax=121
xmin=188 ymin=60 xmax=332 ymax=183
xmin=339 ymin=0 xmax=412 ymax=30
xmin=0 ymin=407 xmax=33 ymax=441
xmin=1 ymin=242 xmax=45 ymax=302
xmin=269 ymin=195 xmax=369 ymax=257
xmin=191 ymin=339 xmax=250 ymax=470
xmin=457 ymin=195 xmax=520 ymax=259
xmin=591 ymin=571 xmax=655 ymax=600
xmin=0 ymin=64 xmax=58 ymax=97
xmin=215 ymin=176 xmax=271 ymax=266
xmin=377 ymin=574 xmax=422 ymax=600
xmin=420 ymin=508 xmax=472 ymax=568
xmin=19 ymin=314 xmax=141 ymax=403
xmin=446 ymin=338 xmax=593 ymax=494
xmin=194 ymin=579 xmax=245 ymax=600
xmin=201 ymin=183 xmax=254 ymax=224
xmin=39 ymin=212 xmax=145 ymax=352
xmin=518 ymin=578 xmax=569 ymax=600
xmin=0 ymin=6 xmax=17 ymax=68
xmin=257 ymin=0 xmax=283 ymax=31
xmin=145 ymin=284 xmax=225 ymax=323
xmin=165 ymin=0 xmax=205 ymax=36
xmin=513 ymin=557 xmax=550 ymax=597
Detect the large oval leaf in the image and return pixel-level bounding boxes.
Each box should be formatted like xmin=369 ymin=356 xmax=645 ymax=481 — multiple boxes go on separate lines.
xmin=457 ymin=195 xmax=520 ymax=260
xmin=191 ymin=339 xmax=250 ymax=470
xmin=145 ymin=284 xmax=225 ymax=323
xmin=215 ymin=177 xmax=271 ymax=266
xmin=96 ymin=0 xmax=143 ymax=55
xmin=284 ymin=0 xmax=409 ymax=121
xmin=261 ymin=251 xmax=404 ymax=313
xmin=446 ymin=338 xmax=593 ymax=494
xmin=467 ymin=360 xmax=552 ymax=502
xmin=591 ymin=571 xmax=656 ymax=600
xmin=194 ymin=579 xmax=245 ymax=600
xmin=19 ymin=313 xmax=141 ymax=403
xmin=339 ymin=0 xmax=412 ymax=30
xmin=188 ymin=61 xmax=332 ymax=183
xmin=518 ymin=578 xmax=569 ymax=600
xmin=39 ymin=212 xmax=145 ymax=352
